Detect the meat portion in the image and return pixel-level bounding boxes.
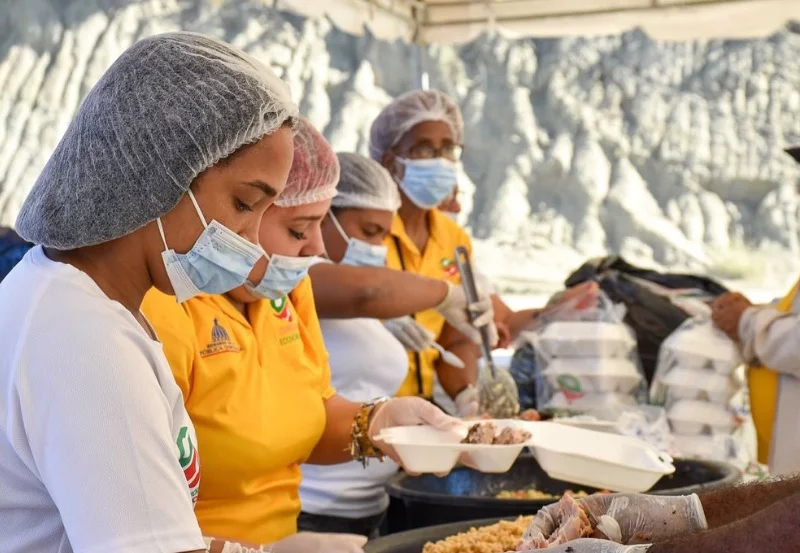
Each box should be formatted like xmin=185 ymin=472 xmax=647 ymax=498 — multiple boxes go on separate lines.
xmin=494 ymin=427 xmax=532 ymax=445
xmin=516 ymin=493 xmax=592 ymax=551
xmin=461 ymin=423 xmax=532 ymax=445
xmin=462 ymin=422 xmax=497 ymax=444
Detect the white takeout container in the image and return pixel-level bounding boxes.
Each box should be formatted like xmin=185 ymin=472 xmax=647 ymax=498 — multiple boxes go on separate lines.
xmin=662 ymin=326 xmax=742 ymax=375
xmin=544 ymin=358 xmax=643 ymax=394
xmin=535 ymin=321 xmax=636 ymax=358
xmin=661 ymin=367 xmax=737 ymax=404
xmin=524 ymin=421 xmax=675 ymax=492
xmin=667 ymin=400 xmax=736 ymax=435
xmin=375 ymin=419 xmax=530 ymax=474
xmin=547 ymin=391 xmax=638 ymax=412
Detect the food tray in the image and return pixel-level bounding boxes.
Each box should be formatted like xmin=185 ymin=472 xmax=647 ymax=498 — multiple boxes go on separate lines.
xmin=375 ymin=420 xmax=530 ymax=474
xmin=661 ymin=327 xmax=742 ymax=375
xmin=543 ymin=358 xmax=643 ymax=394
xmin=535 ymin=321 xmax=636 ymax=358
xmin=524 ymin=421 xmax=675 ymax=493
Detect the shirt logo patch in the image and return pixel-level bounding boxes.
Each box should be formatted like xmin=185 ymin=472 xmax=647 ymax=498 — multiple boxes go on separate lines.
xmin=177 ymin=426 xmax=200 ymax=504
xmin=270 ymin=297 xmax=293 ymax=322
xmin=441 ymin=257 xmax=459 ymax=278
xmin=199 ymin=319 xmax=241 ymax=358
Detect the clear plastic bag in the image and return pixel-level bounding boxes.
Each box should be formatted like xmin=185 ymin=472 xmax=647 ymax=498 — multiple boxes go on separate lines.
xmin=520 ymin=286 xmax=648 ymax=416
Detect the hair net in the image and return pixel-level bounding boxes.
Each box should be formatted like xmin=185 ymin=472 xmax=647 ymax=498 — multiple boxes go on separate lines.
xmin=332 ymin=153 xmax=401 ymax=212
xmin=368 ymin=89 xmax=464 ymax=161
xmin=275 ymin=117 xmax=340 ymax=207
xmin=16 ymin=32 xmax=299 ymax=250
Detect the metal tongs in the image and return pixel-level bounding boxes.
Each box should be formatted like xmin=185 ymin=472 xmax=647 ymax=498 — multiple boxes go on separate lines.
xmin=454 ymin=246 xmax=520 ymax=418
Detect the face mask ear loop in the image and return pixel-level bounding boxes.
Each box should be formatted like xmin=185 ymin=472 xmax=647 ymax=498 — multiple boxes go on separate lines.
xmin=157 ymin=218 xmax=170 ymax=252
xmin=328 ymin=212 xmax=351 ymax=247
xmin=187 ymin=189 xmax=209 ymax=228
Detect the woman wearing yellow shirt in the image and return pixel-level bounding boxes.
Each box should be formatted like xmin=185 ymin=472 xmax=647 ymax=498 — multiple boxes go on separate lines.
xmin=141 ymin=118 xmax=465 ymax=550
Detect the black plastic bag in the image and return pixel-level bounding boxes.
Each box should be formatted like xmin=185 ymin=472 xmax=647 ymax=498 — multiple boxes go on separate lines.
xmin=595 ymin=272 xmax=691 ymax=386
xmin=566 ymin=255 xmax=728 ymax=297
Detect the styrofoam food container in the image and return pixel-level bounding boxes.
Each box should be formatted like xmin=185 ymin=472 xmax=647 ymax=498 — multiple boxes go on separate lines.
xmin=662 ymin=329 xmax=742 ymax=375
xmin=523 ymin=421 xmax=675 ymax=492
xmin=535 ymin=322 xmax=636 ymax=358
xmin=543 ymin=358 xmax=643 ymax=394
xmin=375 ymin=419 xmax=530 ymax=474
xmin=668 ymin=400 xmax=736 ymax=435
xmin=661 ymin=367 xmax=737 ymax=404
xmin=547 ymin=391 xmax=638 ymax=412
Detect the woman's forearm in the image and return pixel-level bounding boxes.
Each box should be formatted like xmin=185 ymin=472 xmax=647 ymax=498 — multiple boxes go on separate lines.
xmin=649 ymin=489 xmax=800 ymax=553
xmin=309 ymin=264 xmax=449 ymax=319
xmin=699 ymin=475 xmax=800 ymax=529
xmin=307 ymin=395 xmax=361 ymax=465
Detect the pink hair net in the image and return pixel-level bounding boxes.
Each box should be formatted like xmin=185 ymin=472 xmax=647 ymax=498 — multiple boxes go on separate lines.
xmin=275 ymin=117 xmax=340 ymax=207
xmin=368 ymin=89 xmax=464 ymax=162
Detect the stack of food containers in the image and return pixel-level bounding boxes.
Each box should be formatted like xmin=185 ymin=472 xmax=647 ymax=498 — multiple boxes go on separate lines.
xmin=526 ymin=291 xmax=648 ymax=415
xmin=651 ymin=318 xmax=749 ymax=467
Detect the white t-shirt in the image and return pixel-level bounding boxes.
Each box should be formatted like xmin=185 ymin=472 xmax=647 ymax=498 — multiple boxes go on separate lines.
xmin=299 ymin=317 xmax=407 ymax=518
xmin=0 ymin=247 xmax=205 ymax=553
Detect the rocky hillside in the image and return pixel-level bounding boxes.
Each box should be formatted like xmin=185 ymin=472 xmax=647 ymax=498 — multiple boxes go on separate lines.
xmin=3 ymin=0 xmax=800 ymax=291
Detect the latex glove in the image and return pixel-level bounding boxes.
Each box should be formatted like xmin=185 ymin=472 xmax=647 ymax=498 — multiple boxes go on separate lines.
xmin=454 ymin=385 xmax=480 ymax=418
xmin=436 ymin=282 xmax=499 ymax=347
xmin=369 ymin=397 xmax=461 ymax=465
xmin=516 ymin=539 xmax=651 ymax=553
xmin=384 ymin=316 xmax=435 ymax=351
xmin=263 ymin=532 xmax=366 ymax=553
xmin=528 ymin=493 xmax=707 ymax=546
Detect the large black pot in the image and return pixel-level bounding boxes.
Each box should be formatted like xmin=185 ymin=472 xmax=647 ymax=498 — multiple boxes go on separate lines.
xmin=386 ymin=453 xmax=739 ymax=533
xmin=366 ymin=518 xmax=505 ymax=553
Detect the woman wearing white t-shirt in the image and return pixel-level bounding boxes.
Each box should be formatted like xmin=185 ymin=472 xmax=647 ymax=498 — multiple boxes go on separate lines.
xmin=299 ymin=153 xmax=412 ymax=537
xmin=0 ymin=33 xmax=363 ymax=553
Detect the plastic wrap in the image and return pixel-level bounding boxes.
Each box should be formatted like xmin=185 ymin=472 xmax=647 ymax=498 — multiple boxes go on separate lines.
xmin=652 ymin=317 xmax=752 ymax=467
xmin=521 ymin=287 xmax=647 ymax=415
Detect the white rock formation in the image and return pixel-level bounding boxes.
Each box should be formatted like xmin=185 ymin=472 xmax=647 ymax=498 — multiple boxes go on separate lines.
xmin=2 ymin=0 xmax=800 ymax=291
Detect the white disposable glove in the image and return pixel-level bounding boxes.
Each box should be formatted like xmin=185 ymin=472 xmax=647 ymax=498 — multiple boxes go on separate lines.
xmin=384 ymin=316 xmax=436 ymax=351
xmin=454 ymin=385 xmax=480 ymax=418
xmin=264 ymin=532 xmax=366 ymax=553
xmin=369 ymin=397 xmax=461 ymax=464
xmin=516 ymin=540 xmax=651 ymax=553
xmin=436 ymin=282 xmax=499 ymax=347
xmin=527 ymin=493 xmax=707 ymax=546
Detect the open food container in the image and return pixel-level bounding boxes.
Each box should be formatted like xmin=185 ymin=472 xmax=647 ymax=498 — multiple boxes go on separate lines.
xmin=543 ymin=358 xmax=644 ymax=394
xmin=375 ymin=419 xmax=531 ymax=474
xmin=523 ymin=421 xmax=676 ymax=492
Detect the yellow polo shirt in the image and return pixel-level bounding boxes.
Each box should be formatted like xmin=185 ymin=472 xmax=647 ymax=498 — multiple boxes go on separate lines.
xmin=385 ymin=209 xmax=473 ymax=398
xmin=142 ymin=277 xmax=334 ymax=544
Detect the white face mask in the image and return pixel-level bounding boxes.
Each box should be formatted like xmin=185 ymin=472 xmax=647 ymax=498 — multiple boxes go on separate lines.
xmin=328 ymin=212 xmax=388 ymax=268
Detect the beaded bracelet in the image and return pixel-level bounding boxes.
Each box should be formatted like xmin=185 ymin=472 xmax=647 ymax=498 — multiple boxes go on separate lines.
xmin=350 ymin=397 xmax=389 ymax=467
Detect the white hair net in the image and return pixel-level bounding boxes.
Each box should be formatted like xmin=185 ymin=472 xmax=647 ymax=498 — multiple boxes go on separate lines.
xmin=331 ymin=153 xmax=401 ymax=212
xmin=368 ymin=89 xmax=464 ymax=162
xmin=16 ymin=32 xmax=299 ymax=250
xmin=275 ymin=117 xmax=340 ymax=207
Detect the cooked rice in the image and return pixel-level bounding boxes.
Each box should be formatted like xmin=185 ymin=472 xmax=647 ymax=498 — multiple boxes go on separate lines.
xmin=421 ymin=516 xmax=533 ymax=553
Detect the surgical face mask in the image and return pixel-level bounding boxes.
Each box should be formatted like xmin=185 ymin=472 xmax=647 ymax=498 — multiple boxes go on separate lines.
xmin=158 ymin=190 xmax=265 ymax=303
xmin=244 ymin=252 xmax=318 ymax=300
xmin=328 ymin=212 xmax=388 ymax=267
xmin=396 ymin=157 xmax=458 ymax=210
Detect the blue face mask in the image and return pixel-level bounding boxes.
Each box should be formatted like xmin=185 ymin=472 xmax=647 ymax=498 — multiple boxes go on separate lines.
xmin=159 ymin=190 xmax=264 ymax=303
xmin=244 ymin=252 xmax=318 ymax=300
xmin=397 ymin=157 xmax=458 ymax=209
xmin=328 ymin=212 xmax=388 ymax=268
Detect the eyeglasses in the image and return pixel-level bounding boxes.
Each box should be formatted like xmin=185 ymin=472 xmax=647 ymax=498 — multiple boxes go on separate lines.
xmin=404 ymin=143 xmax=463 ymax=162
